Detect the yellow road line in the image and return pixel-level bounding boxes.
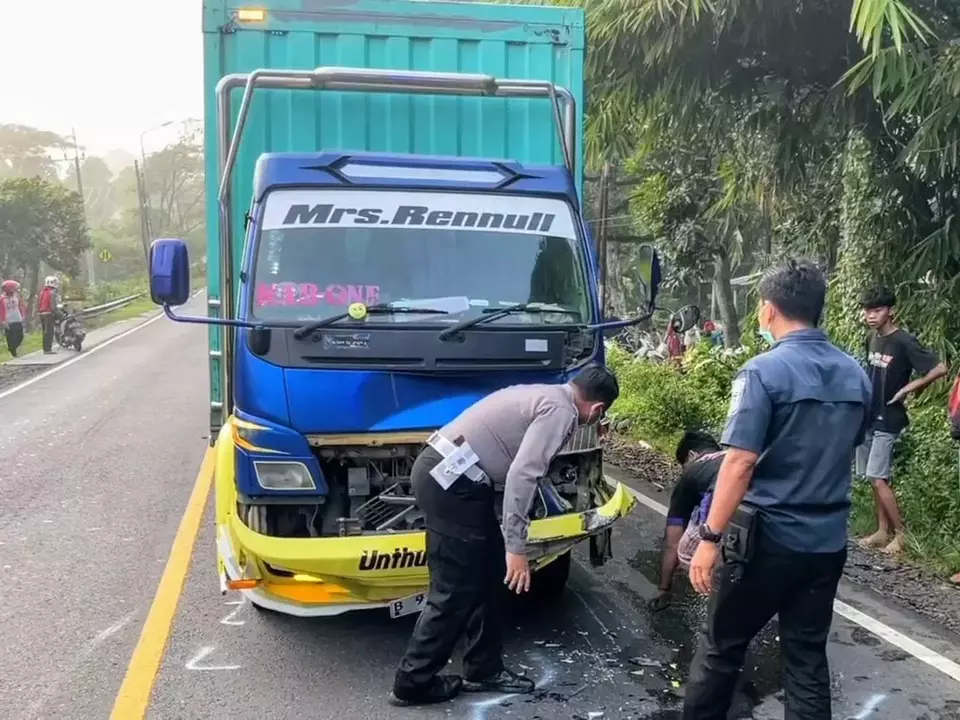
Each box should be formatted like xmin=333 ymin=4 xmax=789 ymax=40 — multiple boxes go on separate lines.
xmin=110 ymin=447 xmax=216 ymax=719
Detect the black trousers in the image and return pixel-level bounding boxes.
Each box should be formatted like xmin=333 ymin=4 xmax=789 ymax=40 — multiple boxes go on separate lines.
xmin=394 ymin=448 xmax=505 ymax=693
xmin=683 ymin=534 xmax=846 ymax=720
xmin=40 ymin=314 xmax=55 ymax=352
xmin=4 ymin=322 xmax=23 ymax=356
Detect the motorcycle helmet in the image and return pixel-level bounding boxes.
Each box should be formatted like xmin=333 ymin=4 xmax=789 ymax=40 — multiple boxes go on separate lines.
xmin=1 ymin=280 xmax=19 ymax=294
xmin=44 ymin=275 xmax=60 ymax=289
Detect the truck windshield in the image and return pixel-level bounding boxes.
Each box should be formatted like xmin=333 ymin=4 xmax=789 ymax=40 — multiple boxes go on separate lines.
xmin=251 ymin=188 xmax=588 ymax=326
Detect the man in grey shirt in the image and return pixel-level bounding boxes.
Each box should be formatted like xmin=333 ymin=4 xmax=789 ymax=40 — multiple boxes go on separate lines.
xmin=390 ymin=364 xmax=620 ymax=707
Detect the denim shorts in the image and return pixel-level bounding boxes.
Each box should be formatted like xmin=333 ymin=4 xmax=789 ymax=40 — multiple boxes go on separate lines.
xmin=855 ymin=430 xmax=899 ymax=481
xmin=677 ymin=522 xmax=701 ymax=567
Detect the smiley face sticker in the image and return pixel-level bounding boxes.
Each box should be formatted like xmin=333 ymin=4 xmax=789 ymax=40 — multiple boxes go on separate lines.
xmin=347 ymin=302 xmax=368 ymax=320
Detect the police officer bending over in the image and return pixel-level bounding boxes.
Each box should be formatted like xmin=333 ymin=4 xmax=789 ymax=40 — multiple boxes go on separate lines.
xmin=683 ymin=261 xmax=871 ymax=720
xmin=390 ymin=365 xmax=620 ymax=708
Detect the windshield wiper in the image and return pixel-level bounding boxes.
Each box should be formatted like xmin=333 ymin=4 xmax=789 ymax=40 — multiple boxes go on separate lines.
xmin=437 ymin=303 xmax=578 ymax=341
xmin=293 ymin=304 xmax=449 ymax=340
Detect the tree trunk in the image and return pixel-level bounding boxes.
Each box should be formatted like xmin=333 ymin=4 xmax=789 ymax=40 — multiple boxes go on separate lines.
xmin=26 ymin=262 xmax=40 ymax=331
xmin=713 ymin=251 xmax=741 ymax=348
xmin=605 ymin=241 xmax=630 ymax=318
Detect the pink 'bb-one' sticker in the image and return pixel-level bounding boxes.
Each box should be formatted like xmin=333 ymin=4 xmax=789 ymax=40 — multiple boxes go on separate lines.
xmin=256 ymin=282 xmax=380 ymax=308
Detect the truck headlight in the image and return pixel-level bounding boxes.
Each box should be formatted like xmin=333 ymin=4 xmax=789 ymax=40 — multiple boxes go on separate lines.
xmin=253 ymin=461 xmax=316 ymax=490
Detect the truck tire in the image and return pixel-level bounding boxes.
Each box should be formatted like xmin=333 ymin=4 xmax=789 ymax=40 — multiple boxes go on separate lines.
xmin=531 ymin=551 xmax=571 ymax=598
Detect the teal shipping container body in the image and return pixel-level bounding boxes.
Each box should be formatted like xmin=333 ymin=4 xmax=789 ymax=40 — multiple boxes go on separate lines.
xmin=200 ymin=0 xmax=586 ymax=431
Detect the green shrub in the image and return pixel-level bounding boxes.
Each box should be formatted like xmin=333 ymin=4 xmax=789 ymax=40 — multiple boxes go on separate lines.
xmin=606 ymin=341 xmax=757 ymax=452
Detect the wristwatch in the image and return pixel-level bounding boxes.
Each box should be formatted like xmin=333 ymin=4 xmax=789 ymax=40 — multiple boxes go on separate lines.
xmin=698 ymin=523 xmax=722 ymax=544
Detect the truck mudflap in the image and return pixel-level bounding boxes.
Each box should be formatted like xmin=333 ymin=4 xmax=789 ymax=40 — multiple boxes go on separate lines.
xmin=214 ymin=426 xmax=636 ymax=616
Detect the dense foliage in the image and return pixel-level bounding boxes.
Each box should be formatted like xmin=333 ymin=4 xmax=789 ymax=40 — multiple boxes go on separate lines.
xmin=505 ymin=0 xmax=960 ymax=570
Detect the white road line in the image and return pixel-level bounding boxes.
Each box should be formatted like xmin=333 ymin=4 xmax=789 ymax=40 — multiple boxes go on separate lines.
xmin=835 ymin=603 xmax=960 ymax=683
xmin=606 ymin=474 xmax=960 ymax=686
xmin=0 ymin=290 xmax=202 ymax=402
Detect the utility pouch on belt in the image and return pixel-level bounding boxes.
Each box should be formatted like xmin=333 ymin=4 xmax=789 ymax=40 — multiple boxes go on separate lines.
xmin=721 ymin=503 xmax=757 ymax=567
xmin=426 ymin=432 xmax=487 ymax=490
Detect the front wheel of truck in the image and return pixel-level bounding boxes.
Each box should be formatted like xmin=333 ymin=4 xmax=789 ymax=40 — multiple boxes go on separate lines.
xmin=531 ymin=551 xmax=571 ymax=598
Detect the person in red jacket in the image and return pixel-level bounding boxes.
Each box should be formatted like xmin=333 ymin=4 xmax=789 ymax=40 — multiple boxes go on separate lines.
xmin=949 ymin=374 xmax=960 ymax=586
xmin=0 ymin=280 xmax=27 ymax=356
xmin=37 ymin=276 xmax=60 ymax=354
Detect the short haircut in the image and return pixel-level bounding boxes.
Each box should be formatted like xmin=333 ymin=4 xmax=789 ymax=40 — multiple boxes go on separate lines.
xmin=571 ymin=364 xmax=620 ymax=408
xmin=757 ymin=259 xmax=826 ymax=327
xmin=860 ymin=286 xmax=896 ymax=310
xmin=675 ymin=429 xmax=720 ymax=465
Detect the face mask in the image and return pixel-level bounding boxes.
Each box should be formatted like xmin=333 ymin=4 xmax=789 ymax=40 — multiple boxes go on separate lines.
xmin=758 ymin=302 xmax=776 ymax=345
xmin=583 ymin=405 xmax=602 ymax=426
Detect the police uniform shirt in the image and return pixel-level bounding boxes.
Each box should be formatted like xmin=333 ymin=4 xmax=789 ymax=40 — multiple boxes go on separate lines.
xmin=439 ymin=384 xmax=579 ymax=554
xmin=722 ymin=329 xmax=872 ymax=553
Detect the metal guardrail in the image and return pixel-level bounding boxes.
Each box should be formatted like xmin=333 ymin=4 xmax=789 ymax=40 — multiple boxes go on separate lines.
xmin=75 ymin=293 xmax=143 ymax=318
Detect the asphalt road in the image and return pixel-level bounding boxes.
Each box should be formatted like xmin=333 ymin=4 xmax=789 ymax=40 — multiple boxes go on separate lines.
xmin=2 ymin=294 xmax=960 ymax=719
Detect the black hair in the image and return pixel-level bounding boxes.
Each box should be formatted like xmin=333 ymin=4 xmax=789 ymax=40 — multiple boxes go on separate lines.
xmin=860 ymin=286 xmax=896 ymax=310
xmin=757 ymin=259 xmax=826 ymax=327
xmin=675 ymin=429 xmax=720 ymax=465
xmin=571 ymin=364 xmax=620 ymax=408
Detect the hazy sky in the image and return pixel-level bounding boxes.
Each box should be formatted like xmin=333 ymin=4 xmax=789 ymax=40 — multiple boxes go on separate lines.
xmin=1 ymin=0 xmax=202 ymax=156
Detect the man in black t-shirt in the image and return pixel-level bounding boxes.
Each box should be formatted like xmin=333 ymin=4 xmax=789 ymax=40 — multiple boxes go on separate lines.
xmin=857 ymin=287 xmax=947 ymax=554
xmin=648 ymin=430 xmax=725 ymax=611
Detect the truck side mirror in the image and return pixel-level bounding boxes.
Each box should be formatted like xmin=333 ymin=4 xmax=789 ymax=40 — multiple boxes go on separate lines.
xmin=149 ymin=238 xmax=191 ymax=307
xmin=634 ymin=243 xmax=662 ymax=314
xmin=590 ymin=243 xmax=663 ymax=332
xmin=671 ymin=304 xmax=701 ymax=333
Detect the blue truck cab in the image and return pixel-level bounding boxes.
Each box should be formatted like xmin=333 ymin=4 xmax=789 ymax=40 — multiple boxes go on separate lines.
xmin=148 ymin=1 xmax=661 ymax=617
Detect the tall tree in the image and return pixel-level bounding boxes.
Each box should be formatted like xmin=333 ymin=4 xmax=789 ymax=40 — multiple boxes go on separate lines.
xmin=0 ymin=177 xmax=90 ymax=304
xmin=63 ymin=156 xmax=119 ymax=228
xmin=113 ymin=124 xmax=205 ymax=256
xmin=0 ymin=125 xmax=72 ymax=182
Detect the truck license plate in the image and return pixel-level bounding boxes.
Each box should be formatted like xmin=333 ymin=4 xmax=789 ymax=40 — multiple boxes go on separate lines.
xmin=389 ymin=591 xmax=427 ymax=619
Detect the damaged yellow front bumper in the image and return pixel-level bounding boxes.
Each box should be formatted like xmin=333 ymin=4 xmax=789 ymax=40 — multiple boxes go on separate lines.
xmin=213 ymin=425 xmax=636 ymax=617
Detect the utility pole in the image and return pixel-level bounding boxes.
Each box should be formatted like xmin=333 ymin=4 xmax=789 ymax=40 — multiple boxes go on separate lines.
xmin=71 ymin=128 xmax=96 ymax=289
xmin=596 ymin=162 xmax=613 ymax=315
xmin=134 ymin=160 xmax=150 ymax=260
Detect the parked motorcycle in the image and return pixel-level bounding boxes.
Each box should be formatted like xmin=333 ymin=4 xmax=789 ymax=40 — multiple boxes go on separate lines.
xmin=54 ymin=303 xmax=86 ymax=352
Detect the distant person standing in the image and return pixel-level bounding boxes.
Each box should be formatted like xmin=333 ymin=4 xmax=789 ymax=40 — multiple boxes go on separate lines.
xmin=857 ymin=287 xmax=947 ymax=554
xmin=0 ymin=280 xmax=26 ymax=356
xmin=37 ymin=276 xmax=60 ymax=355
xmin=949 ymin=373 xmax=960 ymax=587
xmin=666 ymin=319 xmax=684 ymax=360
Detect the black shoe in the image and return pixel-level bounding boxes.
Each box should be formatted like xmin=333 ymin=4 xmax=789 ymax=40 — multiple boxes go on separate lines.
xmin=462 ymin=668 xmax=535 ymax=694
xmin=388 ymin=675 xmax=463 ymax=707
